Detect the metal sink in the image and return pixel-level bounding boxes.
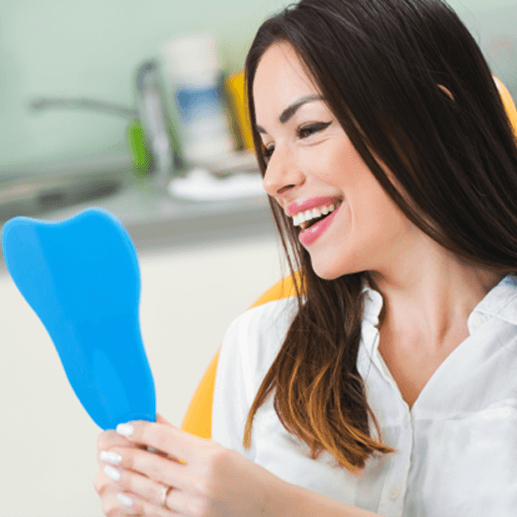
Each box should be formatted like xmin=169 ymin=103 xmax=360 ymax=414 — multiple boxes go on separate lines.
xmin=0 ymin=157 xmax=132 ymax=222
xmin=0 ymin=174 xmax=125 ymax=222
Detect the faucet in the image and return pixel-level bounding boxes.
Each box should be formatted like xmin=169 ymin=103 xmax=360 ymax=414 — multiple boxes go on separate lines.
xmin=30 ymin=97 xmax=138 ymax=119
xmin=135 ymin=60 xmax=178 ymax=189
xmin=30 ymin=62 xmax=179 ymax=190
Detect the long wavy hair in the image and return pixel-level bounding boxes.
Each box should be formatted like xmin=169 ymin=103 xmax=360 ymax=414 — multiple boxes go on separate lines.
xmin=241 ymin=0 xmax=517 ymax=472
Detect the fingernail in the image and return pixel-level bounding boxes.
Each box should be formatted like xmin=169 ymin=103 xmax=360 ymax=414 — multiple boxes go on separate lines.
xmin=100 ymin=450 xmax=122 ymax=465
xmin=104 ymin=465 xmax=121 ymax=482
xmin=116 ymin=423 xmax=134 ymax=437
xmin=117 ymin=493 xmax=133 ymax=507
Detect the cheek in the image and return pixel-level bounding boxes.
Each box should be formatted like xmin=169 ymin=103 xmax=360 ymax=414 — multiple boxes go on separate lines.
xmin=319 ymin=148 xmax=373 ymax=190
xmin=363 ymin=194 xmax=411 ymax=246
xmin=349 ymin=179 xmax=404 ymax=235
xmin=298 ymin=143 xmax=342 ymax=181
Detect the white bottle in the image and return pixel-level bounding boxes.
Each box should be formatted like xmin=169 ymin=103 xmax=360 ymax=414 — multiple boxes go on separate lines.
xmin=164 ymin=34 xmax=234 ymax=165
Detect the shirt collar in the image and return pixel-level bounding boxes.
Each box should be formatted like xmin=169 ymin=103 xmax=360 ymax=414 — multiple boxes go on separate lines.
xmin=361 ymin=273 xmax=517 ymax=334
xmin=361 ymin=279 xmax=383 ymax=329
xmin=467 ymin=274 xmax=517 ymax=332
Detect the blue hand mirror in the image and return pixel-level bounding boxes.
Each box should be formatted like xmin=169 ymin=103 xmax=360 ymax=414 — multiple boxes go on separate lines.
xmin=1 ymin=207 xmax=156 ymax=430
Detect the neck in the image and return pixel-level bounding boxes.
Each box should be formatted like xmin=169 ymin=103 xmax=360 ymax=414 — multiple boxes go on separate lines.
xmin=367 ymin=238 xmax=506 ymax=349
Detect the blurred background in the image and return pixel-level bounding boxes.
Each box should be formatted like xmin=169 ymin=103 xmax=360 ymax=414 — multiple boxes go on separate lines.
xmin=0 ymin=0 xmax=515 ymax=515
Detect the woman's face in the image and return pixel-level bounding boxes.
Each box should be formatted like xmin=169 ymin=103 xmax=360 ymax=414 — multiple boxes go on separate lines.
xmin=253 ymin=42 xmax=419 ymax=280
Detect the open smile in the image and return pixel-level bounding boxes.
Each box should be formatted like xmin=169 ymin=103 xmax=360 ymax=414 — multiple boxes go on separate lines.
xmin=287 ymin=197 xmax=343 ymax=231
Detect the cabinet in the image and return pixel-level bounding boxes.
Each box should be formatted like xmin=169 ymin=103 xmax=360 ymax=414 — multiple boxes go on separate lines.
xmin=0 ymin=234 xmax=280 ymax=516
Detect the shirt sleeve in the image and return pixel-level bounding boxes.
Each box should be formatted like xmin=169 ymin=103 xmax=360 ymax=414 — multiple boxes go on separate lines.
xmin=211 ymin=309 xmax=257 ymax=461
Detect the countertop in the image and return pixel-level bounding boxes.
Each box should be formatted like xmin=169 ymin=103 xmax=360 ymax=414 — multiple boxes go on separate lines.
xmin=0 ymin=171 xmax=277 ymax=271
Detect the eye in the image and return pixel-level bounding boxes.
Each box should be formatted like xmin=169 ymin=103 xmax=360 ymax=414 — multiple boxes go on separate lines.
xmin=297 ymin=121 xmax=332 ymax=139
xmin=263 ymin=144 xmax=275 ymax=160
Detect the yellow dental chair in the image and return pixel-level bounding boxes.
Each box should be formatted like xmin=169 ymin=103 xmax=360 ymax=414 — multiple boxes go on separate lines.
xmin=180 ymin=274 xmax=298 ymax=438
xmin=180 ymin=79 xmax=517 ymax=440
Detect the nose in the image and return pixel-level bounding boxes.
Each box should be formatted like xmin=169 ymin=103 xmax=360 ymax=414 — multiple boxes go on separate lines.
xmin=262 ymin=145 xmax=305 ymax=200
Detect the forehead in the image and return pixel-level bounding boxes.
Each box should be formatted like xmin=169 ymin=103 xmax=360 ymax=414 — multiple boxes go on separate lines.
xmin=253 ymin=43 xmax=321 ymax=118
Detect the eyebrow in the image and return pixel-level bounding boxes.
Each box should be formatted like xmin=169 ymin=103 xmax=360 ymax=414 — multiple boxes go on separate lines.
xmin=256 ymin=94 xmax=323 ymax=134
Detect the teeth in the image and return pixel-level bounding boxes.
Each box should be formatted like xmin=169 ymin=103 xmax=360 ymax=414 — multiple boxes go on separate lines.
xmin=291 ymin=202 xmax=340 ymax=227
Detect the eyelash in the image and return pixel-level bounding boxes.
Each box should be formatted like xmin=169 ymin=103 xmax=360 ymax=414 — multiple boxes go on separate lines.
xmin=263 ymin=121 xmax=332 ymax=159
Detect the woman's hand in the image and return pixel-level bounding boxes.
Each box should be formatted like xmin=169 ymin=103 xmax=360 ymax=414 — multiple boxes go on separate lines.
xmin=94 ymin=413 xmax=291 ymax=517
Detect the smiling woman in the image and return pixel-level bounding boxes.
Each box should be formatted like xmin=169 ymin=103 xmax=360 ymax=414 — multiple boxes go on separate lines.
xmin=253 ymin=43 xmax=414 ymax=280
xmin=239 ymin=0 xmax=517 ymax=509
xmin=94 ymin=1 xmax=517 ymax=516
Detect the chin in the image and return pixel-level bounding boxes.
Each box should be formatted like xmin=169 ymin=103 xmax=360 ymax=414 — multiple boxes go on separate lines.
xmin=310 ymin=253 xmax=363 ymax=282
xmin=310 ymin=260 xmax=350 ymax=281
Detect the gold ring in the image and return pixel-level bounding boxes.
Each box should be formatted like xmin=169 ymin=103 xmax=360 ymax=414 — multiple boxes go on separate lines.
xmin=161 ymin=485 xmax=173 ymax=508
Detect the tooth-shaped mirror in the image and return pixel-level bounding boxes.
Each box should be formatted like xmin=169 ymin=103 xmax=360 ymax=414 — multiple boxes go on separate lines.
xmin=1 ymin=207 xmax=156 ymax=430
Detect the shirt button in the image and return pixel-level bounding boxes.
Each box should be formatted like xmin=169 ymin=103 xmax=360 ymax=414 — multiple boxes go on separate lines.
xmin=471 ymin=314 xmax=486 ymax=328
xmin=388 ymin=485 xmax=401 ymax=500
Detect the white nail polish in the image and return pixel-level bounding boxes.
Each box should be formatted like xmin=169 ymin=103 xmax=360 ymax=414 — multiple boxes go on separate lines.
xmin=104 ymin=465 xmax=121 ymax=482
xmin=116 ymin=423 xmax=134 ymax=437
xmin=117 ymin=493 xmax=133 ymax=507
xmin=100 ymin=450 xmax=122 ymax=465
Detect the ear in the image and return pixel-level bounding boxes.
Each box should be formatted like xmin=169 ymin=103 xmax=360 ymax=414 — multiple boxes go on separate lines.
xmin=438 ymin=84 xmax=454 ymax=101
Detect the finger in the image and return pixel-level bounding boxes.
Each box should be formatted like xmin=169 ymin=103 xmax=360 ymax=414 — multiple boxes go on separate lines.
xmin=95 ymin=469 xmax=156 ymax=517
xmin=94 ymin=469 xmax=124 ymax=497
xmin=103 ymin=447 xmax=192 ymax=493
xmin=101 ymin=444 xmax=181 ymax=468
xmin=114 ymin=490 xmax=184 ymax=517
xmin=94 ymin=477 xmax=140 ymax=516
xmin=115 ymin=420 xmax=209 ymax=465
xmin=103 ymin=463 xmax=198 ymax=515
xmin=98 ymin=431 xmax=147 ymax=468
xmin=98 ymin=488 xmax=145 ymax=516
xmin=98 ymin=430 xmax=132 ymax=453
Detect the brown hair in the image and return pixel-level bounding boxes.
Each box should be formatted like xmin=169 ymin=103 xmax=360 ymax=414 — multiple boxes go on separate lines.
xmin=242 ymin=0 xmax=517 ymax=471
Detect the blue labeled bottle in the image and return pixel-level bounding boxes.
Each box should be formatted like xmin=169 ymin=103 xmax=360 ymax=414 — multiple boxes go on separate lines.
xmin=164 ymin=34 xmax=234 ymax=165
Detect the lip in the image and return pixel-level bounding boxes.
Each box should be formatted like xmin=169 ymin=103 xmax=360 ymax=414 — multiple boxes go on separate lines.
xmin=286 ymin=196 xmax=342 ymax=217
xmin=299 ymin=203 xmax=342 ymax=247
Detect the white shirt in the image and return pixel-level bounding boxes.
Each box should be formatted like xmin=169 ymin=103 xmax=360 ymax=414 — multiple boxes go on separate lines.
xmin=212 ymin=274 xmax=517 ymax=516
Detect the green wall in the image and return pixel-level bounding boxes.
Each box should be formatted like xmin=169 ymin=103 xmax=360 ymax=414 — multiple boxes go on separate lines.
xmin=0 ymin=0 xmax=515 ymax=172
xmin=0 ymin=0 xmax=292 ymax=171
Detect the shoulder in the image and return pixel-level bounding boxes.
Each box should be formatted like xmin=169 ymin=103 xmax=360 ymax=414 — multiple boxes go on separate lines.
xmin=220 ymin=296 xmax=299 ymax=390
xmin=234 ymin=295 xmax=299 ymax=339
